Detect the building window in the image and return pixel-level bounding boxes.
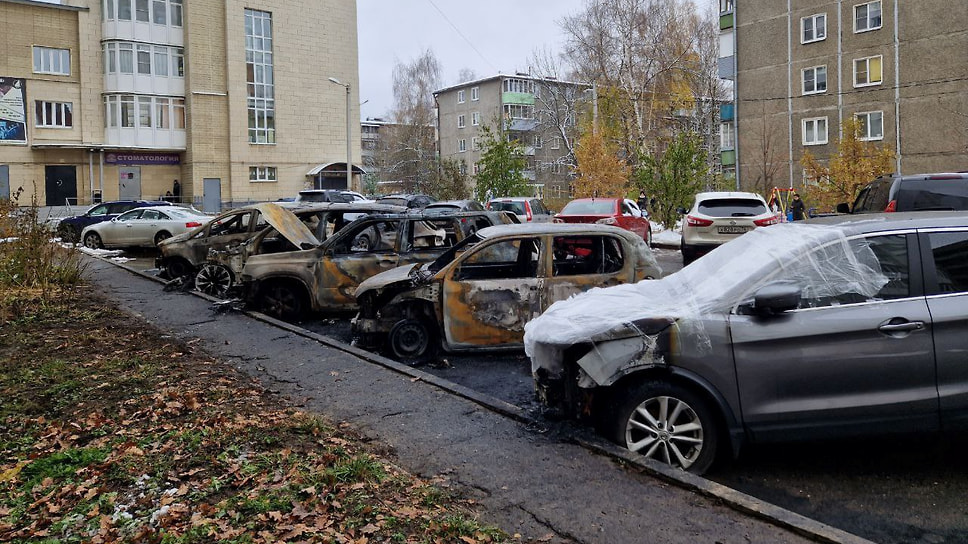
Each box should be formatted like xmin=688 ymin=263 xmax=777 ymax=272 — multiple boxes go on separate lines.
xmin=154 ymin=46 xmax=169 ymax=76
xmin=503 ymin=78 xmax=533 ymax=94
xmin=458 ymin=114 xmax=465 ymax=128
xmin=103 ymin=42 xmax=117 ymax=73
xmin=459 ymin=161 xmax=467 ymax=175
xmin=137 ymin=45 xmax=151 ymax=74
xmin=854 ymin=1 xmax=882 ymax=33
xmin=802 ymin=65 xmax=827 ymax=94
xmin=472 ymin=112 xmax=480 ymax=126
xmin=246 ymin=9 xmax=275 ymax=144
xmin=458 ymin=139 xmax=467 ymax=153
xmin=172 ymin=48 xmax=184 ymax=77
xmin=471 ymin=137 xmax=480 ymax=151
xmin=118 ymin=43 xmax=134 ymax=73
xmin=249 ymin=166 xmax=277 ymax=182
xmin=550 ymin=137 xmax=560 ymax=150
xmin=802 ymin=13 xmax=826 ymax=43
xmin=471 ymin=86 xmax=479 ymax=101
xmin=156 ymin=97 xmax=170 ymax=128
xmin=720 ymin=122 xmax=734 ymax=150
xmin=120 ymin=95 xmax=135 ymax=128
xmin=720 ymin=0 xmax=734 ymax=13
xmin=802 ymin=117 xmax=828 ymax=145
xmin=32 ymin=47 xmax=71 ymax=76
xmin=503 ymin=104 xmax=534 ymax=119
xmin=137 ymin=96 xmax=153 ymax=127
xmin=135 ymin=0 xmax=149 ymax=22
xmin=35 ymin=101 xmax=73 ymax=128
xmin=152 ymin=0 xmax=167 ymax=25
xmin=173 ymin=98 xmax=185 ymax=129
xmin=854 ymin=56 xmax=883 ymax=87
xmin=856 ymin=111 xmax=884 ymax=140
xmin=473 ymin=162 xmax=480 ymax=175
xmin=170 ymin=0 xmax=183 ymax=27
xmin=534 ymin=135 xmax=542 ymax=149
xmin=104 ymin=0 xmax=115 ymax=19
xmin=117 ymin=0 xmax=132 ymax=20
xmin=457 ymin=90 xmax=465 ymax=103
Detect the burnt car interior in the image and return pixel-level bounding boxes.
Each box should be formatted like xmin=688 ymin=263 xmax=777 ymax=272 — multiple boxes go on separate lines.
xmin=406 ymin=219 xmax=455 ymax=250
xmin=552 ymin=236 xmax=625 ymax=276
xmin=209 ymin=211 xmax=266 ymax=236
xmin=456 ymin=238 xmax=542 ymax=280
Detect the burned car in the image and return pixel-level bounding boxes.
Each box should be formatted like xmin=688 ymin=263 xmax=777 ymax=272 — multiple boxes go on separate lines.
xmin=156 ymin=202 xmax=404 ymax=280
xmin=525 ymin=213 xmax=968 ymax=474
xmin=236 ymin=211 xmax=514 ymax=319
xmin=353 ymin=224 xmax=660 ymax=361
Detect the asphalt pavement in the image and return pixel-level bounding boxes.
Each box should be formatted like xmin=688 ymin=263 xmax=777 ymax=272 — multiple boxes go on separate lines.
xmin=80 ymin=254 xmax=835 ymax=544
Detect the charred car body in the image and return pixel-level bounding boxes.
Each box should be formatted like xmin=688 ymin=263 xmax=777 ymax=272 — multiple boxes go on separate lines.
xmin=353 ymin=224 xmax=660 ymax=361
xmin=236 ymin=211 xmax=515 ymax=319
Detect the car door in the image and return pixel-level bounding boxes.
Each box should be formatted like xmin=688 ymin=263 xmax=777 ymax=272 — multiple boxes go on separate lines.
xmin=544 ymin=234 xmax=629 ymax=309
xmin=617 ymin=200 xmax=647 ymax=238
xmin=316 ymin=219 xmax=402 ymax=311
xmin=194 ymin=210 xmax=258 ymax=263
xmin=921 ymin=228 xmax=968 ymax=429
xmin=111 ymin=209 xmax=145 ymax=245
xmin=129 ymin=209 xmax=162 ymax=244
xmin=728 ymin=232 xmax=937 ymax=442
xmin=441 ymin=236 xmax=543 ymax=349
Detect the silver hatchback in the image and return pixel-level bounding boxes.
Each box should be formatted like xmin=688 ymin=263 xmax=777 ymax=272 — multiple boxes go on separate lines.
xmin=526 ymin=212 xmax=968 ymax=473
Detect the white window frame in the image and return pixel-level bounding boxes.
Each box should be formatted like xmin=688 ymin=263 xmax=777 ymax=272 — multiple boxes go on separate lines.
xmin=801 ymin=13 xmax=827 ymax=44
xmin=457 ymin=114 xmax=465 ymax=128
xmin=802 ymin=65 xmax=827 ymax=95
xmin=457 ymin=90 xmax=465 ymax=104
xmin=35 ymin=101 xmax=73 ymax=128
xmin=550 ymin=137 xmax=560 ymax=150
xmin=534 ymin=135 xmax=542 ymax=149
xmin=802 ymin=117 xmax=828 ymax=146
xmin=472 ymin=112 xmax=480 ymax=126
xmin=32 ymin=46 xmax=71 ymax=76
xmin=854 ymin=55 xmax=883 ymax=87
xmin=471 ymin=86 xmax=479 ymax=101
xmin=471 ymin=137 xmax=480 ymax=151
xmin=856 ymin=111 xmax=884 ymax=141
xmin=249 ymin=166 xmax=277 ymax=183
xmin=458 ymin=139 xmax=467 ymax=153
xmin=854 ymin=1 xmax=882 ymax=33
xmin=720 ymin=121 xmax=734 ymax=150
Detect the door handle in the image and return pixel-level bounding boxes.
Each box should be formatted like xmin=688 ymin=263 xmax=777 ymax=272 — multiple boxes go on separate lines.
xmin=878 ymin=320 xmax=925 ymax=333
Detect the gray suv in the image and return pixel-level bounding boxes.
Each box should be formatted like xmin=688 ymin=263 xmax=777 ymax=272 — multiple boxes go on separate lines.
xmin=839 ymin=172 xmax=968 ymax=213
xmin=526 ymin=212 xmax=968 ymax=473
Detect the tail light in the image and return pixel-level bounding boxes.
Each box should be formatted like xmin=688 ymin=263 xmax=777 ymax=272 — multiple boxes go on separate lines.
xmin=596 ymin=217 xmax=618 ymax=225
xmin=185 ymin=221 xmax=203 ymax=228
xmin=525 ymin=201 xmax=533 ymax=222
xmin=884 ymin=200 xmax=897 ymax=212
xmin=753 ymin=215 xmax=780 ymax=227
xmin=685 ymin=215 xmax=714 ymax=227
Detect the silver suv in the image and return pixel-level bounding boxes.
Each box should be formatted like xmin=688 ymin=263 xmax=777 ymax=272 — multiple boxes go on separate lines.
xmin=486 ymin=197 xmax=553 ymax=223
xmin=526 ymin=212 xmax=968 ymax=473
xmin=679 ymin=192 xmax=778 ymax=264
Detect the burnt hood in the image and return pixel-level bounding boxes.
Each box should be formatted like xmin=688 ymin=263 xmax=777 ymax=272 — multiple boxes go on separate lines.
xmin=253 ymin=202 xmax=320 ymax=249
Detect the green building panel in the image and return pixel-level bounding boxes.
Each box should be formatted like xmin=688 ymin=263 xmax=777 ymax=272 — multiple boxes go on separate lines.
xmin=502 ymin=92 xmax=536 ymax=105
xmin=720 ymin=13 xmax=734 ymax=29
xmin=721 ymin=150 xmax=736 ymax=166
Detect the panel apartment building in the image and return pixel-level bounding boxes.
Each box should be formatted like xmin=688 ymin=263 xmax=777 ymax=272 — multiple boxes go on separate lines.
xmin=434 ymin=74 xmax=589 ymax=201
xmin=718 ymin=0 xmax=968 ymax=192
xmin=0 ymin=0 xmax=361 ymax=211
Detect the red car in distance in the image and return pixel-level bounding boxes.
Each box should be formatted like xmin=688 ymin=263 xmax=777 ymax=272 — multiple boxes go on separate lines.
xmin=554 ymin=198 xmax=652 ymax=245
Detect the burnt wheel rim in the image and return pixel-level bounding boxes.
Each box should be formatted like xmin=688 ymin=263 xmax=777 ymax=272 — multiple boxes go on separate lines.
xmin=263 ymin=285 xmax=300 ymax=318
xmin=390 ymin=320 xmax=429 ymax=359
xmin=194 ymin=265 xmax=233 ymax=297
xmin=83 ymin=233 xmax=102 ymax=249
xmin=625 ymin=395 xmax=704 ymax=469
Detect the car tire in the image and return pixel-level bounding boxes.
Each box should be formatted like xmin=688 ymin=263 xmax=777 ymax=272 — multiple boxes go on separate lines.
xmin=154 ymin=231 xmax=172 ymax=246
xmin=352 ymin=234 xmax=372 ymax=251
xmin=681 ymin=243 xmax=695 ymax=266
xmin=83 ymin=232 xmax=103 ymax=250
xmin=164 ymin=257 xmax=193 ymax=279
xmin=259 ymin=281 xmax=306 ymax=321
xmin=387 ymin=317 xmax=437 ymax=364
xmin=608 ymin=380 xmax=719 ymax=474
xmin=194 ymin=264 xmax=233 ymax=298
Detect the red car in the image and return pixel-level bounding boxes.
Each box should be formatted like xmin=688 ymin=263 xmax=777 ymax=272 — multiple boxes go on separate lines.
xmin=554 ymin=198 xmax=652 ymax=245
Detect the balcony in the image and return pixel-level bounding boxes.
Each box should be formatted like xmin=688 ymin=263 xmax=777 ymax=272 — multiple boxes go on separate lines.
xmin=509 ymin=118 xmax=538 ymax=132
xmin=502 ymin=92 xmax=535 ymax=106
xmin=721 ymin=103 xmax=734 ymax=121
xmin=718 ymin=56 xmax=736 ymax=80
xmin=721 ymin=150 xmax=736 ymax=166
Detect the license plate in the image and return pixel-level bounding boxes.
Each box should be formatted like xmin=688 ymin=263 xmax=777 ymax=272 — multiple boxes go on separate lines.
xmin=717 ymin=226 xmax=750 ymax=234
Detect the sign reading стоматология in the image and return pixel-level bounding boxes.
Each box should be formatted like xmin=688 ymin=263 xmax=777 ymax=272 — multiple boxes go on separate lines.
xmin=0 ymin=77 xmax=27 ymax=144
xmin=104 ymin=152 xmax=181 ymax=165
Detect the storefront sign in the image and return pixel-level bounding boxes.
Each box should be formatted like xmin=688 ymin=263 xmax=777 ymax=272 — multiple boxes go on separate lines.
xmin=0 ymin=77 xmax=27 ymax=144
xmin=105 ymin=152 xmax=181 ymax=165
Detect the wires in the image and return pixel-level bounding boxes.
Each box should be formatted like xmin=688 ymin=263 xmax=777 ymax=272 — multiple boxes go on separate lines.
xmin=425 ymin=0 xmax=499 ymax=73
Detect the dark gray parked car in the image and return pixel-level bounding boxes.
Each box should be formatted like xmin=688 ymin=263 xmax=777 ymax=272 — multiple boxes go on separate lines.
xmin=525 ymin=212 xmax=968 ymax=473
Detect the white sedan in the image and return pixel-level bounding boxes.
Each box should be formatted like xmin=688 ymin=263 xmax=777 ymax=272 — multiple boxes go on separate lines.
xmin=81 ymin=206 xmax=209 ymax=249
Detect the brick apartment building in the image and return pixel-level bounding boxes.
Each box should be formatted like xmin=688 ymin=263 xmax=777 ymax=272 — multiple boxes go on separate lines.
xmin=718 ymin=0 xmax=968 ymax=192
xmin=0 ymin=0 xmax=361 ymax=211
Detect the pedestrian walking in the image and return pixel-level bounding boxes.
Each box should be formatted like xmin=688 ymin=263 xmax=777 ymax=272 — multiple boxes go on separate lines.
xmin=172 ymin=179 xmax=181 ymax=203
xmin=791 ymin=193 xmax=806 ymax=221
xmin=636 ymin=190 xmax=649 ymax=212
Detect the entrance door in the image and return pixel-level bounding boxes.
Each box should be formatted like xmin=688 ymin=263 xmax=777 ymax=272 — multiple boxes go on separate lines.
xmin=119 ymin=166 xmax=141 ymax=200
xmin=45 ymin=165 xmax=77 ymax=206
xmin=0 ymin=166 xmax=9 ymax=200
xmin=203 ymin=178 xmax=221 ymax=213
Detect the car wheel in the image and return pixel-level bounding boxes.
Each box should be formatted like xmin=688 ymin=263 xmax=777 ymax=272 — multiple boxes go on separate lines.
xmin=164 ymin=258 xmax=193 ymax=279
xmin=259 ymin=281 xmax=306 ymax=320
xmin=352 ymin=234 xmax=372 ymax=251
xmin=387 ymin=317 xmax=436 ymax=363
xmin=681 ymin=243 xmax=695 ymax=265
xmin=154 ymin=231 xmax=172 ymax=246
xmin=609 ymin=380 xmax=719 ymax=474
xmin=83 ymin=232 xmax=103 ymax=250
xmin=194 ymin=264 xmax=233 ymax=298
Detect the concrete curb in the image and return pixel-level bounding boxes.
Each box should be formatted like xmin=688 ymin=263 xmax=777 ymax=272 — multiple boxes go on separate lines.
xmin=96 ymin=253 xmax=873 ymax=544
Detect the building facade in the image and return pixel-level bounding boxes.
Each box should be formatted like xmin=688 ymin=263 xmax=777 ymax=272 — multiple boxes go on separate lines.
xmin=0 ymin=0 xmax=361 ymax=211
xmin=434 ymin=74 xmax=589 ymax=201
xmin=718 ymin=0 xmax=968 ymax=194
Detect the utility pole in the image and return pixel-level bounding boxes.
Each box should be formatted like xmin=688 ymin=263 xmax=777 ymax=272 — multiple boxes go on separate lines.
xmin=328 ymin=77 xmax=353 ymax=190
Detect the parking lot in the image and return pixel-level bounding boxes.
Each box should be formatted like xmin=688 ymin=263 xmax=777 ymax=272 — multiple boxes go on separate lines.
xmin=108 ymin=244 xmax=968 ymax=544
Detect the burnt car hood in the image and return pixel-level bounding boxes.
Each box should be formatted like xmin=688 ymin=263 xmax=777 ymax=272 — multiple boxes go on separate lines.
xmin=256 ymin=203 xmax=320 ymax=248
xmin=355 ymin=263 xmax=424 ymax=297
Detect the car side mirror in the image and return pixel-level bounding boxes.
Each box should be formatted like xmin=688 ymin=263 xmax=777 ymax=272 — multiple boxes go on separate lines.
xmin=753 ymin=282 xmax=801 ymax=316
xmin=836 ymin=202 xmax=850 ymax=214
xmin=676 ymin=207 xmax=687 ymax=215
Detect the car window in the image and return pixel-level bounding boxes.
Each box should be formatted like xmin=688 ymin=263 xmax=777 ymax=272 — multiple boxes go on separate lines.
xmin=457 ymin=238 xmax=541 ymax=280
xmin=88 ymin=204 xmax=110 ymax=216
xmin=108 ymin=203 xmax=131 ymax=214
xmin=530 ymin=200 xmax=546 ymax=215
xmin=117 ymin=210 xmax=144 ymax=221
xmin=378 ymin=197 xmax=408 ymax=207
xmin=334 ymin=220 xmax=400 ymax=253
xmin=900 ymin=181 xmax=968 ymax=212
xmin=560 ymin=200 xmax=615 ymax=215
xmin=407 ymin=219 xmax=456 ymax=250
xmin=467 ymin=201 xmax=484 ymax=211
xmin=927 ymin=231 xmax=968 ymax=294
xmin=209 ymin=212 xmax=249 ymax=236
xmin=489 ymin=201 xmax=526 ymax=215
xmin=853 ymin=179 xmax=892 ymax=213
xmin=553 ymin=236 xmax=624 ymax=276
xmin=697 ymin=198 xmax=767 ymax=217
xmin=141 ymin=210 xmax=163 ymax=220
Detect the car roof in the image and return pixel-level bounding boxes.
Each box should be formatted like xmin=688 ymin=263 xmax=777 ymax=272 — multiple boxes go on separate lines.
xmin=695 ymin=191 xmax=765 ymax=201
xmin=807 ymin=210 xmax=968 ymax=234
xmin=487 ymin=196 xmax=539 ymax=202
xmin=476 ymin=223 xmax=639 ymax=238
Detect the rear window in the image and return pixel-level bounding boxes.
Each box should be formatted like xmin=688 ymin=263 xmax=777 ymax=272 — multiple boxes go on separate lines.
xmin=488 ymin=201 xmax=526 ymax=215
xmin=898 ymin=179 xmax=968 ymax=212
xmin=852 ymin=179 xmax=893 ymax=213
xmin=378 ymin=197 xmax=409 ymax=207
xmin=560 ymin=200 xmax=616 ymax=215
xmin=697 ymin=198 xmax=767 ymax=217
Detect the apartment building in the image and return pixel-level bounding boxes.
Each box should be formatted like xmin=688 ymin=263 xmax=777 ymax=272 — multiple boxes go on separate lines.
xmin=434 ymin=74 xmax=589 ymax=201
xmin=0 ymin=0 xmax=361 ymax=210
xmin=718 ymin=0 xmax=968 ymax=192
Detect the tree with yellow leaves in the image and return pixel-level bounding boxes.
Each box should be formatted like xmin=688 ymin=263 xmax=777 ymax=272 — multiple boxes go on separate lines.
xmin=572 ymin=123 xmax=631 ymax=199
xmin=801 ymin=117 xmax=896 ymax=210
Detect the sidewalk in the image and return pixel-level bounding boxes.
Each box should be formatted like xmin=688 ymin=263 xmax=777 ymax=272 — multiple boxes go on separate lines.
xmin=82 ymin=256 xmax=831 ymax=544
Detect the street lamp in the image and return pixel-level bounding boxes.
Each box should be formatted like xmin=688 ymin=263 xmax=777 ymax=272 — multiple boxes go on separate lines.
xmin=328 ymin=77 xmax=352 ymax=190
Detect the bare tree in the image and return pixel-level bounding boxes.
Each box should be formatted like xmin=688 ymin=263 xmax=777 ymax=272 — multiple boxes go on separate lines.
xmin=528 ymin=48 xmax=590 ymax=173
xmin=456 ymin=67 xmax=478 ymax=85
xmin=746 ymin=115 xmax=787 ymax=195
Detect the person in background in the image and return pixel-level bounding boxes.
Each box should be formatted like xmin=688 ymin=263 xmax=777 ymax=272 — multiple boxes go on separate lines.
xmin=172 ymin=179 xmax=181 ymax=203
xmin=636 ymin=190 xmax=649 ymax=212
xmin=791 ymin=193 xmax=806 ymax=221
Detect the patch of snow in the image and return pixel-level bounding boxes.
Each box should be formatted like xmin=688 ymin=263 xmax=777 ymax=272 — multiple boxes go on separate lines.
xmin=78 ymin=246 xmax=125 ymax=258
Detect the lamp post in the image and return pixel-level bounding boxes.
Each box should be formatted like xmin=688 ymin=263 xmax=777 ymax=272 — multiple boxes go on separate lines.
xmin=328 ymin=77 xmax=352 ymax=190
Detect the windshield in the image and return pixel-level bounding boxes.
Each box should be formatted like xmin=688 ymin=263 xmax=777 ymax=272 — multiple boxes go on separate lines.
xmin=560 ymin=200 xmax=616 ymax=215
xmin=488 ymin=201 xmax=526 ymax=215
xmin=697 ymin=198 xmax=767 ymax=217
xmin=427 ymin=232 xmax=484 ymax=274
